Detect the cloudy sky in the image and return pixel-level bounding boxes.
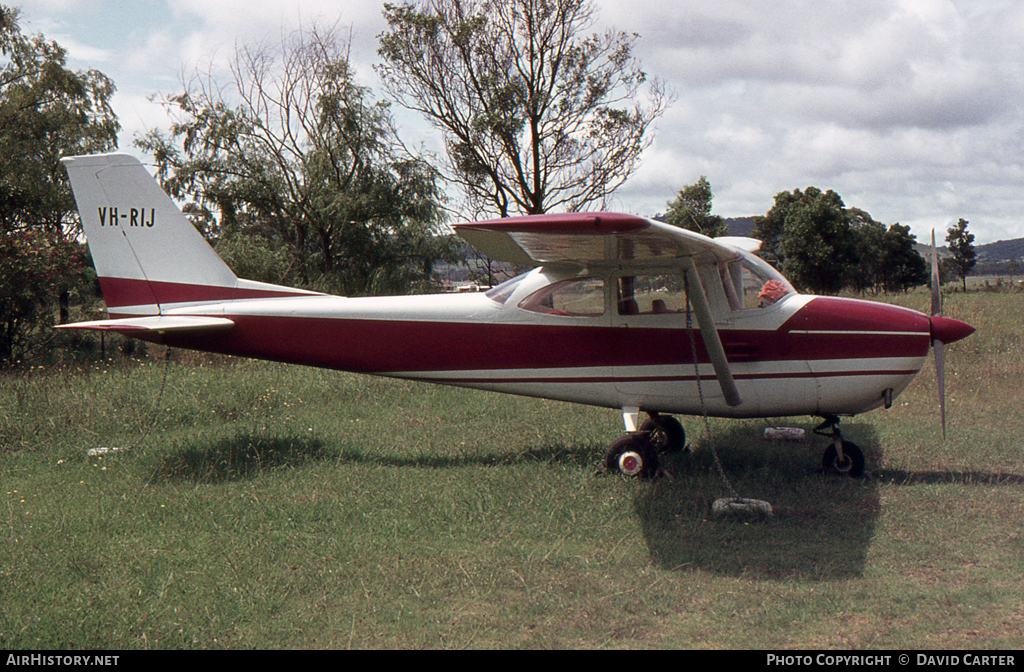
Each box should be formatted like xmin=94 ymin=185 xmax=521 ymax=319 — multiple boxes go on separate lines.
xmin=11 ymin=0 xmax=1024 ymax=244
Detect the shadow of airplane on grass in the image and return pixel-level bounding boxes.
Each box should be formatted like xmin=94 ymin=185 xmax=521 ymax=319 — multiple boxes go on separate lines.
xmin=149 ymin=422 xmax=881 ymax=580
xmin=632 ymin=421 xmax=1024 ymax=580
xmin=632 ymin=422 xmax=883 ymax=581
xmin=149 ymin=433 xmax=330 ymax=484
xmin=147 ymin=431 xmax=601 ymax=484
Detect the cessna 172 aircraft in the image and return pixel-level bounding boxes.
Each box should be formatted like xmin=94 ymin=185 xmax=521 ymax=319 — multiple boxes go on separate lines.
xmin=59 ymin=153 xmax=974 ymax=479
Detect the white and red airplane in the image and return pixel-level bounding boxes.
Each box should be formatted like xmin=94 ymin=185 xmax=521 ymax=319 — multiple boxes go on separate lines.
xmin=58 ymin=153 xmax=974 ymax=479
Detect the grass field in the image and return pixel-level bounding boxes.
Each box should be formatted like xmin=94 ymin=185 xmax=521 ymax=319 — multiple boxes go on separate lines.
xmin=2 ymin=289 xmax=1023 ymax=649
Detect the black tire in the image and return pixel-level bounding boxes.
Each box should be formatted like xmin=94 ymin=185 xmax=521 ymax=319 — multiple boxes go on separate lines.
xmin=822 ymin=440 xmax=865 ymax=478
xmin=604 ymin=434 xmax=659 ymax=479
xmin=640 ymin=416 xmax=686 ymax=454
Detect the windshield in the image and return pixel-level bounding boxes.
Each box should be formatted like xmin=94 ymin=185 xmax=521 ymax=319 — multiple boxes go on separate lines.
xmin=721 ymin=251 xmax=796 ymax=310
xmin=485 ymin=273 xmax=529 ymax=304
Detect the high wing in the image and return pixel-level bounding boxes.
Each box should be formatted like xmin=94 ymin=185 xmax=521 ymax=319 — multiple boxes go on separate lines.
xmin=454 ymin=213 xmax=761 ymax=407
xmin=453 ymin=212 xmax=761 ymax=268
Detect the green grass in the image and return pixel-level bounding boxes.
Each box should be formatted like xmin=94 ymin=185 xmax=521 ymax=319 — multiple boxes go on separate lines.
xmin=2 ymin=289 xmax=1023 ymax=649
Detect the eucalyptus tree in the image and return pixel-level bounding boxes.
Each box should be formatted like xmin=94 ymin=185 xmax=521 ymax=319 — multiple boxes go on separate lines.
xmin=664 ymin=176 xmax=727 ymax=237
xmin=847 ymin=213 xmax=927 ymax=295
xmin=377 ymin=0 xmax=672 ymax=217
xmin=753 ymin=187 xmax=858 ymax=294
xmin=945 ymin=218 xmax=976 ymax=292
xmin=754 ymin=188 xmax=927 ymax=295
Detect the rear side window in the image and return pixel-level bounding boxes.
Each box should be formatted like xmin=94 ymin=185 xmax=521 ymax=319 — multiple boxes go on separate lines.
xmin=617 ymin=274 xmax=686 ymax=315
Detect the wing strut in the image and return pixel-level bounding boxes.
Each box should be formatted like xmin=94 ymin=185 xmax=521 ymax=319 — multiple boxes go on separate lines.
xmin=683 ymin=258 xmax=742 ymax=407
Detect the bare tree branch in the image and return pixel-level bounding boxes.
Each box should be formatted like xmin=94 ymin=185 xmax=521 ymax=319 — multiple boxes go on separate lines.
xmin=377 ymin=0 xmax=673 ymax=218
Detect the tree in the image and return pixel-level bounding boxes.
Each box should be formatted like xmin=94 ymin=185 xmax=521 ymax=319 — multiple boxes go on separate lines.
xmin=0 ymin=5 xmax=119 ymax=364
xmin=753 ymin=188 xmax=928 ymax=295
xmin=846 ymin=211 xmax=887 ymax=294
xmin=878 ymin=223 xmax=928 ymax=293
xmin=664 ymin=176 xmax=727 ymax=237
xmin=139 ymin=23 xmax=454 ymax=296
xmin=377 ymin=0 xmax=672 ymax=217
xmin=946 ymin=218 xmax=976 ymax=292
xmin=752 ymin=187 xmax=858 ymax=294
xmin=847 ymin=212 xmax=927 ymax=294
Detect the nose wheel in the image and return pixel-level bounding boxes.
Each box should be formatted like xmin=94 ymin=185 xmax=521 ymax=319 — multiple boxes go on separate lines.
xmin=815 ymin=415 xmax=866 ymax=478
xmin=822 ymin=440 xmax=865 ymax=476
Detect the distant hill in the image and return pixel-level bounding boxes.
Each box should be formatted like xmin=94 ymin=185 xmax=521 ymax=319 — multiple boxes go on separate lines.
xmin=650 ymin=215 xmax=759 ymax=237
xmin=975 ymin=238 xmax=1024 ymax=261
xmin=903 ymin=237 xmax=1024 ymax=277
xmin=725 ymin=216 xmax=758 ymax=237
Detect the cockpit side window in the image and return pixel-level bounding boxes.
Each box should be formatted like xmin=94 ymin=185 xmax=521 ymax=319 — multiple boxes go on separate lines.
xmin=518 ymin=277 xmax=605 ymax=316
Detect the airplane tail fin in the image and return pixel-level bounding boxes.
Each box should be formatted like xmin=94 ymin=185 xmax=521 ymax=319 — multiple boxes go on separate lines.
xmin=62 ymin=153 xmax=314 ymax=318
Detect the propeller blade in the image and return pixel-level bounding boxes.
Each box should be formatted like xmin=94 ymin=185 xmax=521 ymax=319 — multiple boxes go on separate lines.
xmin=928 ymin=231 xmax=974 ymax=439
xmin=931 ymin=229 xmax=942 ymax=317
xmin=683 ymin=258 xmax=742 ymax=407
xmin=934 ymin=338 xmax=946 ymax=440
xmin=931 ymin=229 xmax=947 ymax=438
xmin=929 ymin=315 xmax=972 ymax=440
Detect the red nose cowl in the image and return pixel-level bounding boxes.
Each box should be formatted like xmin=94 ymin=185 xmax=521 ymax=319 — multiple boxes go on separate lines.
xmin=930 ymin=316 xmax=975 ymax=344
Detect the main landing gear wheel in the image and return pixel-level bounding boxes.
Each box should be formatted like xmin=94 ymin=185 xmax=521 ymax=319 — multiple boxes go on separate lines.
xmin=822 ymin=440 xmax=865 ymax=478
xmin=604 ymin=434 xmax=659 ymax=479
xmin=640 ymin=415 xmax=686 ymax=454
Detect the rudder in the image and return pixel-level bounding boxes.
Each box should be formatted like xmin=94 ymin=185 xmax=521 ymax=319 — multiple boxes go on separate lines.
xmin=62 ymin=153 xmax=238 ymax=317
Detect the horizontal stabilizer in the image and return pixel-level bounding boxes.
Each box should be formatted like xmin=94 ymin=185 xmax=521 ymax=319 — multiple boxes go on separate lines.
xmin=56 ymin=315 xmax=235 ymax=335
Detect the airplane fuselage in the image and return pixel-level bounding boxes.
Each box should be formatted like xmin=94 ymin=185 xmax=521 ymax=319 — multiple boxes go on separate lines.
xmin=128 ymin=267 xmax=935 ymax=420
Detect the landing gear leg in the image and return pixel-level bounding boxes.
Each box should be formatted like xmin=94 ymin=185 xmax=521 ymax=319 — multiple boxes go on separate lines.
xmin=814 ymin=415 xmax=865 ymax=478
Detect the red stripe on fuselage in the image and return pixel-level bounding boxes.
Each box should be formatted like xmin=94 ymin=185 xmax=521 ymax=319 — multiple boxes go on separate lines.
xmin=417 ymin=369 xmax=922 ymax=385
xmin=155 ymin=306 xmax=930 ymax=375
xmin=99 ymin=277 xmax=317 ymax=309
